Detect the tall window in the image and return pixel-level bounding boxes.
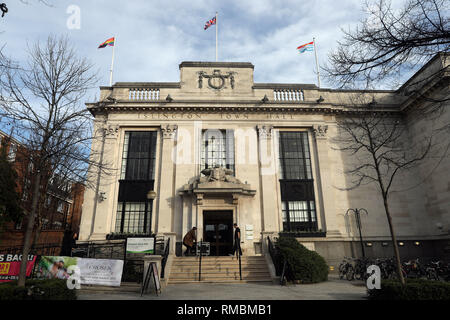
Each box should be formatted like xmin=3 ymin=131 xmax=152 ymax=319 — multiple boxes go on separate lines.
xmin=201 ymin=129 xmax=234 ymax=173
xmin=120 ymin=131 xmax=157 ymax=180
xmin=116 ymin=131 xmax=157 ymax=234
xmin=278 ymin=131 xmax=317 ymax=232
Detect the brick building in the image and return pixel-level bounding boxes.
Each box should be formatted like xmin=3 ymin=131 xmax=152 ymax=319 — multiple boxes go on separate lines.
xmin=0 ymin=130 xmax=85 ymax=251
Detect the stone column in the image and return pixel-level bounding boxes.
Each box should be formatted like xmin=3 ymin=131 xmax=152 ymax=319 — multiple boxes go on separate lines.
xmin=80 ymin=120 xmax=120 ymax=241
xmin=155 ymin=124 xmax=178 ymax=235
xmin=312 ymin=124 xmax=341 ymax=237
xmin=257 ymin=125 xmax=279 ymax=233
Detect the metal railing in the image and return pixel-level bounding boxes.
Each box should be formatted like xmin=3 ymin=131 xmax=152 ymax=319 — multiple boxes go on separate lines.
xmin=237 ymin=241 xmax=242 ymax=280
xmin=198 ymin=239 xmax=203 ymax=281
xmin=71 ymin=237 xmax=167 ymax=284
xmin=71 ymin=241 xmax=126 ymax=259
xmin=267 ymin=236 xmax=294 ymax=285
xmin=267 ymin=236 xmax=282 ymax=276
xmin=0 ymin=243 xmax=62 ymax=256
xmin=161 ymin=237 xmax=170 ymax=279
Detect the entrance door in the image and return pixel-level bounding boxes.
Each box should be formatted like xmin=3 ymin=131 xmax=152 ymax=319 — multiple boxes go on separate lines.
xmin=203 ymin=211 xmax=233 ymax=256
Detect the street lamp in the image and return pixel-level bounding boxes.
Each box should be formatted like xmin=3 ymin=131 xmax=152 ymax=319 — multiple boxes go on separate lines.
xmin=147 ymin=190 xmax=156 ymax=234
xmin=346 ymin=208 xmax=368 ymax=258
xmin=147 ymin=190 xmax=156 ymax=200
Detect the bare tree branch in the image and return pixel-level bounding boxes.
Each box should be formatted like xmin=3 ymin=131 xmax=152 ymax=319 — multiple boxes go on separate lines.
xmin=324 ymin=0 xmax=449 ymax=89
xmin=0 ymin=35 xmax=115 ymax=287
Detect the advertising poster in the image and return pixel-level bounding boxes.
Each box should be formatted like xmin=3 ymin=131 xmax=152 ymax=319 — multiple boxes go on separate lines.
xmin=0 ymin=254 xmax=37 ymax=282
xmin=78 ymin=258 xmax=124 ymax=287
xmin=36 ymin=256 xmax=124 ymax=287
xmin=35 ymin=256 xmax=78 ymax=280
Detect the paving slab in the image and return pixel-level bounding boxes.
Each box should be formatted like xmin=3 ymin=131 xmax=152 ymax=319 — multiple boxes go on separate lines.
xmin=77 ymin=275 xmax=368 ymax=300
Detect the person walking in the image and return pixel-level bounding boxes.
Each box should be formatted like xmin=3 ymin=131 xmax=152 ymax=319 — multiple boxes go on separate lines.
xmin=230 ymin=223 xmax=242 ymax=257
xmin=183 ymin=227 xmax=197 ymax=256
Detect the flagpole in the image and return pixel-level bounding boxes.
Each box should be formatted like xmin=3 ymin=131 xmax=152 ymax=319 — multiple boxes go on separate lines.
xmin=215 ymin=12 xmax=218 ymax=62
xmin=109 ymin=36 xmax=116 ymax=87
xmin=313 ymin=37 xmax=321 ymax=88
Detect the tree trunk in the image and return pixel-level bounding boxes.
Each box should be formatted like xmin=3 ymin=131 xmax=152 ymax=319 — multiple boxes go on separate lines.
xmin=383 ymin=197 xmax=406 ymax=285
xmin=17 ymin=171 xmax=42 ymax=287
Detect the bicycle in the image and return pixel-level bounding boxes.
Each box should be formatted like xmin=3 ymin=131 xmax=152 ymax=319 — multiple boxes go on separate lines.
xmin=425 ymin=260 xmax=450 ymax=281
xmin=403 ymin=258 xmax=427 ymax=279
xmin=354 ymin=257 xmax=372 ymax=281
xmin=338 ymin=257 xmax=355 ymax=281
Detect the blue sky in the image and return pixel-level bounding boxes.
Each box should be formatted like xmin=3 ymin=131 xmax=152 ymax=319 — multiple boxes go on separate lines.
xmin=1 ymin=0 xmax=406 ymax=99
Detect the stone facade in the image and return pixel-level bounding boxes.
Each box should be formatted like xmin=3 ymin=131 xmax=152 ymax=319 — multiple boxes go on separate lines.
xmin=79 ymin=54 xmax=450 ymax=264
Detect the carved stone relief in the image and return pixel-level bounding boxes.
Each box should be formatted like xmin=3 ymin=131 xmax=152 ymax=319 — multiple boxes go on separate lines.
xmin=161 ymin=124 xmax=178 ymax=139
xmin=102 ymin=124 xmax=119 ymax=138
xmin=257 ymin=125 xmax=274 ymax=140
xmin=313 ymin=125 xmax=328 ymax=139
xmin=198 ymin=70 xmax=236 ymax=90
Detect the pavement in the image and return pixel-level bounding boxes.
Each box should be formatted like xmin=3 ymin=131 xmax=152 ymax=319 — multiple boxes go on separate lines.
xmin=77 ymin=275 xmax=368 ymax=300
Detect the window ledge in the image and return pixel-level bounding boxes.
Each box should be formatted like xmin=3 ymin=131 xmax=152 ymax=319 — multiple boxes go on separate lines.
xmin=279 ymin=231 xmax=326 ymax=238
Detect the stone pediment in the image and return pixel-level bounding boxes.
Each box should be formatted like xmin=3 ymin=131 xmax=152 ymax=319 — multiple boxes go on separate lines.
xmin=181 ymin=166 xmax=256 ymax=197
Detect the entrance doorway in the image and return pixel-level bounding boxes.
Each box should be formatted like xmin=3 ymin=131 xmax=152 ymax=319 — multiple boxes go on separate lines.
xmin=203 ymin=210 xmax=233 ymax=256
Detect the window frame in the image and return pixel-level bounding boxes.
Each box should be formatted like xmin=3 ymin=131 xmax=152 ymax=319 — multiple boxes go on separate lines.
xmin=278 ymin=131 xmax=318 ymax=232
xmin=200 ymin=129 xmax=235 ymax=174
xmin=116 ymin=131 xmax=158 ymax=234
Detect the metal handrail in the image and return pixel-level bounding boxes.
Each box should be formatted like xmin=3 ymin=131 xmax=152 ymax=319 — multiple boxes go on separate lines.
xmin=280 ymin=260 xmax=287 ymax=285
xmin=198 ymin=239 xmax=203 ymax=281
xmin=161 ymin=237 xmax=170 ymax=278
xmin=268 ymin=236 xmax=289 ymax=285
xmin=237 ymin=240 xmax=242 ymax=280
xmin=267 ymin=236 xmax=280 ymax=275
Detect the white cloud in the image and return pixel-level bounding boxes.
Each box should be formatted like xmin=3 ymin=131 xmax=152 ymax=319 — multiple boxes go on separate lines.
xmin=0 ymin=0 xmax=408 ymax=90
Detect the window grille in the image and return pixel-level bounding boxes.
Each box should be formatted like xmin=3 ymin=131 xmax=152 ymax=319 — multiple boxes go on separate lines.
xmin=116 ymin=131 xmax=157 ymax=234
xmin=200 ymin=129 xmax=235 ymax=173
xmin=278 ymin=131 xmax=317 ymax=232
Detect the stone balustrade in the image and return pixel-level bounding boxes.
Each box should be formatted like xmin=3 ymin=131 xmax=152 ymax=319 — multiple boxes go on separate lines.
xmin=273 ymin=89 xmax=304 ymax=102
xmin=129 ymin=88 xmax=160 ymax=101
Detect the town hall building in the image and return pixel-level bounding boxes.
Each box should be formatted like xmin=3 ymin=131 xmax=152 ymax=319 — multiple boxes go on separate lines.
xmin=78 ymin=53 xmax=449 ymax=268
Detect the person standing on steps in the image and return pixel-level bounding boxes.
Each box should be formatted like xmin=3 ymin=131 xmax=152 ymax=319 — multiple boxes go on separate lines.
xmin=183 ymin=227 xmax=197 ymax=256
xmin=230 ymin=223 xmax=242 ymax=257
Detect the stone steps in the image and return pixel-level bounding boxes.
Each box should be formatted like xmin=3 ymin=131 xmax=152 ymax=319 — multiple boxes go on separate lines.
xmin=168 ymin=278 xmax=272 ymax=284
xmin=170 ymin=270 xmax=270 ymax=277
xmin=171 ymin=266 xmax=269 ymax=272
xmin=168 ymin=256 xmax=272 ymax=284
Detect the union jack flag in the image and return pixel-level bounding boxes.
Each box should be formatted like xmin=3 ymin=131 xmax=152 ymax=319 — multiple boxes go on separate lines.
xmin=204 ymin=16 xmax=216 ymax=30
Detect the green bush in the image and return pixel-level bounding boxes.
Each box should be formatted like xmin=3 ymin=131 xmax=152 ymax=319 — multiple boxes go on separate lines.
xmin=0 ymin=279 xmax=77 ymax=300
xmin=276 ymin=237 xmax=328 ymax=284
xmin=368 ymin=279 xmax=450 ymax=300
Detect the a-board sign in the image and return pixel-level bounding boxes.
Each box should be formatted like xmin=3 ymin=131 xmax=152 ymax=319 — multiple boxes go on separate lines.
xmin=152 ymin=263 xmax=160 ymax=291
xmin=126 ymin=238 xmax=155 ymax=254
xmin=141 ymin=262 xmax=161 ymax=296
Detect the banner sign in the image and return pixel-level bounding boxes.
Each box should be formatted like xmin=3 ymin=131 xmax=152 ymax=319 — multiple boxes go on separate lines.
xmin=35 ymin=256 xmax=78 ymax=280
xmin=126 ymin=238 xmax=155 ymax=254
xmin=78 ymin=258 xmax=124 ymax=287
xmin=0 ymin=254 xmax=36 ymax=282
xmin=36 ymin=256 xmax=124 ymax=287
